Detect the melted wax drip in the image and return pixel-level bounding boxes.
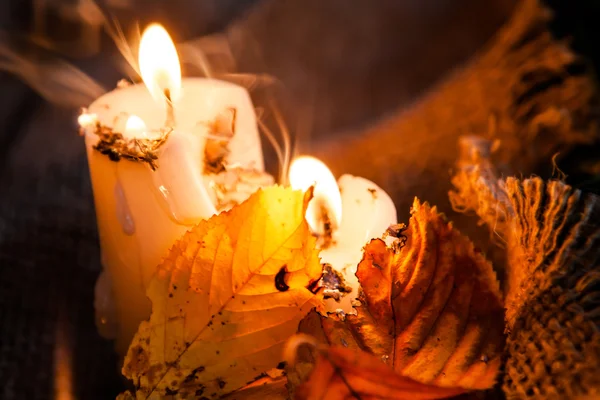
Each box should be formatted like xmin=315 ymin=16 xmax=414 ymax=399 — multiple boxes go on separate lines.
xmin=151 ymin=178 xmax=199 ymax=226
xmin=94 ymin=268 xmax=118 ymax=339
xmin=114 ymin=180 xmax=135 ymax=235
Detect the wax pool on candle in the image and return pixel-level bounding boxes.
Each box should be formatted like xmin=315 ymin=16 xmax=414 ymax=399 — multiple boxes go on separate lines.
xmin=289 ymin=156 xmax=397 ymax=314
xmin=80 ymin=25 xmax=266 ymax=355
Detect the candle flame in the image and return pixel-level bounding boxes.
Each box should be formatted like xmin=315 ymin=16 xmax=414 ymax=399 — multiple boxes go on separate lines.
xmin=138 ymin=24 xmax=182 ymax=103
xmin=289 ymin=156 xmax=342 ymax=235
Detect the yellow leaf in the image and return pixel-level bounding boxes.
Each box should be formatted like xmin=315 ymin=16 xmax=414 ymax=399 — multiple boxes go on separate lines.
xmin=299 ymin=199 xmax=505 ymax=392
xmin=122 ymin=186 xmax=322 ymax=399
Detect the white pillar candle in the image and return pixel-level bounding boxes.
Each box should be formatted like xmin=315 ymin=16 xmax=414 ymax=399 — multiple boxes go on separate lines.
xmin=80 ymin=25 xmax=265 ymax=354
xmin=289 ymin=156 xmax=397 ymax=314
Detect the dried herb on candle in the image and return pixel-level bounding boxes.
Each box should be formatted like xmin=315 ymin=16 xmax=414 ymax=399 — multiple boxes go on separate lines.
xmin=204 ymin=107 xmax=237 ymax=174
xmin=121 ymin=186 xmax=324 ymax=399
xmin=384 ymin=223 xmax=408 ymax=253
xmin=89 ymin=122 xmax=172 ymax=170
xmin=294 ymin=200 xmax=505 ymax=394
xmin=320 ymin=263 xmax=352 ymax=302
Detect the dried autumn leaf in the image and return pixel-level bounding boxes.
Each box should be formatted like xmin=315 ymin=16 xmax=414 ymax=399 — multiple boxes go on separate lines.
xmin=122 ymin=186 xmax=322 ymax=399
xmin=302 ymin=199 xmax=505 ymax=391
xmin=289 ymin=339 xmax=465 ymax=400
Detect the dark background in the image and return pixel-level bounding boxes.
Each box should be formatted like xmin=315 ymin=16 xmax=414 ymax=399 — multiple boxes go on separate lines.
xmin=0 ymin=1 xmax=599 ymax=399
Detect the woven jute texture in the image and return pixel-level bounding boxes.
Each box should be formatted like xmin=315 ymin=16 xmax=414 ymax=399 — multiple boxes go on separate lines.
xmin=502 ymin=179 xmax=600 ymax=399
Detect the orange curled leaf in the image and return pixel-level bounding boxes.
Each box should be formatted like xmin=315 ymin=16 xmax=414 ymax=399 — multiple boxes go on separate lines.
xmin=222 ymin=375 xmax=288 ymax=400
xmin=295 ymin=346 xmax=465 ymax=400
xmin=122 ymin=186 xmax=322 ymax=399
xmin=306 ymin=199 xmax=505 ymax=391
xmin=390 ymin=201 xmax=504 ymax=389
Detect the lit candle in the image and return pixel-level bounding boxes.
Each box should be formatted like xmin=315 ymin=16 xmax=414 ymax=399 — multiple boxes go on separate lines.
xmin=289 ymin=156 xmax=397 ymax=314
xmin=80 ymin=24 xmax=267 ymax=354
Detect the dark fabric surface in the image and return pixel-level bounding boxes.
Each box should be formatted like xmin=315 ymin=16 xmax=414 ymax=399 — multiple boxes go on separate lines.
xmin=0 ymin=76 xmax=123 ymax=398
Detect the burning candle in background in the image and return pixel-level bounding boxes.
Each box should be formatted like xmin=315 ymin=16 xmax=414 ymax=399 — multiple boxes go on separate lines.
xmin=80 ymin=24 xmax=270 ymax=354
xmin=289 ymin=156 xmax=397 ymax=314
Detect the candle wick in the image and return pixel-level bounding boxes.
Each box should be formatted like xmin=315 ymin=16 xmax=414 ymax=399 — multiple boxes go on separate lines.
xmin=319 ymin=205 xmax=334 ymax=249
xmin=164 ymin=88 xmax=175 ymax=127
